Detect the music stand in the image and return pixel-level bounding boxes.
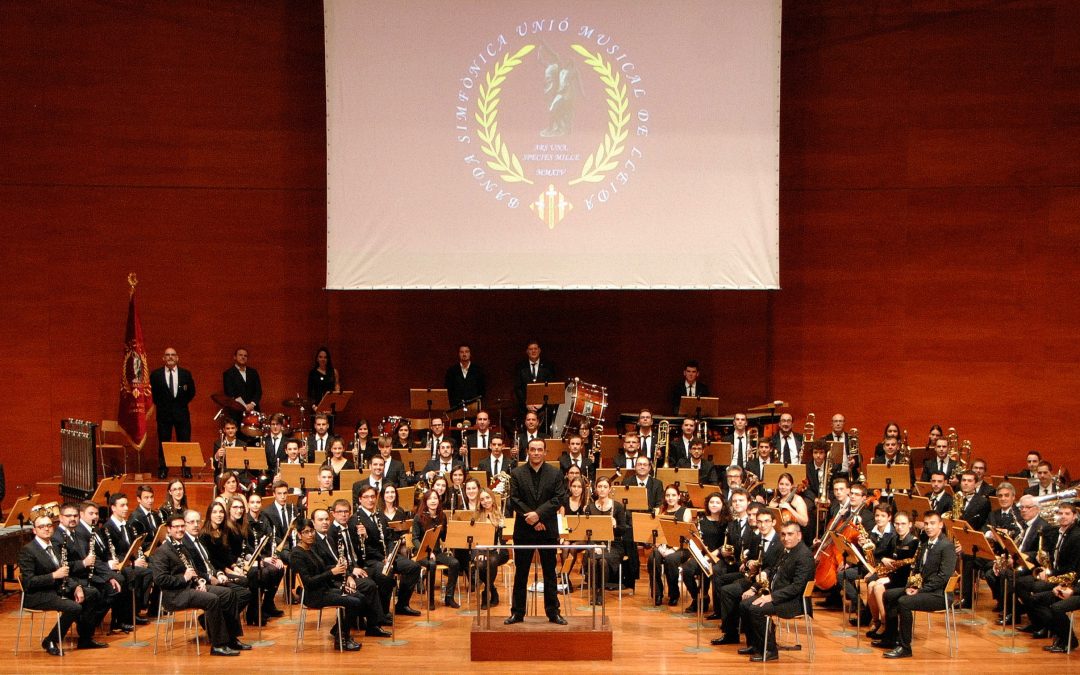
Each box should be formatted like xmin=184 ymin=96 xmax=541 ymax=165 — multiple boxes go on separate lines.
xmin=988 ymin=496 xmax=1002 ymax=511
xmin=278 ymin=464 xmax=322 ymax=495
xmin=683 ymin=483 xmax=722 ymax=509
xmin=306 ymin=490 xmax=344 ymax=514
xmin=678 ymin=396 xmax=719 ymax=420
xmin=412 ymin=524 xmax=444 ymax=628
xmin=659 ymin=519 xmax=696 ymax=550
xmin=831 ymin=533 xmax=872 ymax=653
xmin=146 ymin=524 xmax=168 ymax=556
xmin=655 ymin=467 xmax=694 ymax=487
xmin=631 ymin=511 xmax=670 ymax=611
xmin=953 ymin=523 xmax=994 ymax=626
xmin=865 ymin=463 xmax=913 ymax=495
xmin=446 ymin=519 xmax=495 ymax=615
xmin=316 ymin=390 xmax=353 ymax=417
xmin=2 ymin=493 xmax=40 ymax=528
xmin=225 ymin=447 xmax=268 ymax=474
xmin=761 ymin=464 xmax=794 ymax=491
xmin=914 ymin=481 xmax=954 ymax=497
xmin=705 ymin=441 xmax=732 ymax=466
xmin=400 ymin=448 xmax=431 ymax=474
xmin=90 ymin=475 xmax=126 ymax=508
xmin=409 ymin=388 xmax=449 ymax=427
xmin=544 ymin=438 xmax=566 ymax=455
xmin=396 ymin=486 xmax=417 ymax=509
xmin=339 ymin=469 xmax=362 ymax=491
xmin=991 ymin=529 xmax=1031 ymax=650
xmin=613 ymin=485 xmax=649 ymax=511
xmin=163 ymin=442 xmax=204 ymax=479
xmin=526 ymin=381 xmax=566 ymax=434
xmin=468 ymin=470 xmax=488 ymax=485
xmin=891 ymin=494 xmax=932 ymax=522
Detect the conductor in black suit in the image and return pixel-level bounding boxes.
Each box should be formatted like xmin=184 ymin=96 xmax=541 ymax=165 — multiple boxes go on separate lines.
xmin=19 ymin=514 xmax=109 ymax=655
xmin=512 ymin=340 xmax=558 ymax=422
xmin=444 ymin=343 xmax=486 ymax=407
xmin=505 ymin=438 xmax=567 ymax=625
xmin=222 ymin=347 xmax=262 ymax=420
xmin=669 ymin=360 xmax=710 ymax=415
xmin=151 ymin=347 xmax=196 ymax=478
xmin=738 ymin=521 xmax=816 ymax=662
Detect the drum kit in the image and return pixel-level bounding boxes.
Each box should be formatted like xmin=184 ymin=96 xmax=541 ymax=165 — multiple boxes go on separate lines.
xmin=211 ymin=393 xmax=316 ymax=440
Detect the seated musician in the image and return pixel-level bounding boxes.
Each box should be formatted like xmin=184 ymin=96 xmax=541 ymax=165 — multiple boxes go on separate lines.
xmin=565 ymin=464 xmax=585 ymax=488
xmin=216 ymin=472 xmax=244 ymax=504
xmin=920 ymin=437 xmax=958 ymax=485
xmin=677 ymin=438 xmax=716 ymax=485
xmin=737 ymin=521 xmax=816 ymax=662
xmin=874 ymin=511 xmax=957 ymax=659
xmin=1016 ymin=450 xmax=1042 ymax=484
xmin=159 ymin=479 xmax=189 ymax=523
xmin=371 ymin=436 xmax=408 ymax=486
xmin=682 ymin=491 xmax=726 ymax=613
xmin=767 ymin=472 xmax=809 ymax=535
xmin=225 ymin=496 xmax=284 ymax=625
xmin=816 ymin=480 xmax=868 ymax=610
xmin=821 ymin=413 xmax=857 ymax=477
xmin=669 ymin=418 xmax=697 ymax=467
xmin=322 ymin=436 xmax=356 ymax=490
xmin=424 ymin=418 xmax=453 ymax=461
xmin=627 ymin=455 xmax=664 ymax=510
xmin=865 ymin=510 xmax=918 ymax=638
xmin=971 ymin=458 xmax=995 ymax=497
xmin=478 ymin=434 xmax=516 ymax=480
xmin=648 ymin=483 xmax=691 ymax=604
xmin=445 ymin=466 xmax=468 ymax=511
xmin=953 ymin=471 xmax=991 ymax=608
xmin=290 ymin=513 xmax=376 ymax=651
xmin=73 ymin=502 xmax=124 ymax=626
xmin=259 ymin=480 xmax=299 ymax=564
xmin=923 ymin=424 xmax=943 ymax=452
xmin=392 ymin=420 xmax=416 ymax=450
xmin=583 ymin=476 xmax=628 ymax=605
xmin=350 ymin=419 xmax=378 ymax=465
xmin=274 ymin=440 xmax=305 ymax=487
xmin=464 ymin=410 xmax=495 ymax=458
xmin=261 ymin=414 xmax=288 ymax=473
xmin=871 ymin=421 xmax=901 ymax=460
xmin=130 ymin=485 xmax=162 ymax=545
xmin=351 ymin=455 xmax=392 ymax=507
xmin=1017 ymin=501 xmax=1080 ymax=637
xmin=54 ymin=502 xmax=112 ymax=615
xmin=715 ymin=505 xmax=781 ymax=648
xmin=636 ymin=409 xmax=658 ymax=461
xmin=981 ymin=481 xmax=1027 ymax=620
xmin=708 ymin=489 xmax=751 ymax=621
xmin=103 ymin=492 xmax=153 ymax=628
xmin=841 ymin=502 xmax=896 ymax=623
xmin=411 ymin=489 xmax=461 ymax=610
xmin=724 ymin=465 xmax=762 ymax=503
xmin=378 ymin=484 xmax=412 ymax=537
xmin=559 ymin=434 xmax=593 ymax=476
xmin=613 ymin=431 xmax=643 ymax=471
xmin=423 ymin=439 xmax=465 ymax=484
xmin=199 ymin=502 xmax=250 ymax=586
xmin=1025 ymin=460 xmax=1057 ymax=497
xmin=804 ymin=444 xmax=837 ymax=503
xmin=926 ymin=471 xmax=954 ymax=514
xmin=150 ymin=514 xmax=247 ymax=656
xmin=514 ymin=411 xmax=546 ymax=459
xmin=869 ymin=436 xmax=917 ymax=494
xmin=213 ymin=419 xmax=247 ymax=475
xmin=180 ymin=509 xmax=251 ymax=649
xmin=354 ymin=486 xmax=421 ymax=616
xmin=562 ymin=476 xmax=589 ymax=516
xmin=21 ymin=513 xmax=109 ymax=655
xmin=327 ymin=499 xmax=392 ymax=635
xmin=473 ymin=488 xmax=509 ymax=609
xmin=743 ymin=439 xmax=775 ymax=498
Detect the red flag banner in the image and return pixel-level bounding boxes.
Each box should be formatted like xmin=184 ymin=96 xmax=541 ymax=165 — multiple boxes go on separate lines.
xmin=118 ymin=273 xmax=150 ymax=448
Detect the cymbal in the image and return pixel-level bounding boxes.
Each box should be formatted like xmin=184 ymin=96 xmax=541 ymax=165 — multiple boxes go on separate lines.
xmin=211 ymin=393 xmax=244 ymax=411
xmin=283 ymin=396 xmax=315 ymax=409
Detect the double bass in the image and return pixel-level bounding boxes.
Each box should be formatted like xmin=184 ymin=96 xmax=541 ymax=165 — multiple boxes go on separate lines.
xmin=812 ymin=491 xmax=879 ymax=590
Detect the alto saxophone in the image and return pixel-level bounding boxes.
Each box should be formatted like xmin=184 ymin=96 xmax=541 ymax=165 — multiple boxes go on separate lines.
xmin=1046 ymin=571 xmax=1077 ymax=586
xmin=906 ymin=541 xmax=925 ymax=589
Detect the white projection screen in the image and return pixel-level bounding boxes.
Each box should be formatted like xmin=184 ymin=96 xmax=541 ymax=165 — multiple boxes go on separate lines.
xmin=325 ymin=0 xmax=780 ymax=290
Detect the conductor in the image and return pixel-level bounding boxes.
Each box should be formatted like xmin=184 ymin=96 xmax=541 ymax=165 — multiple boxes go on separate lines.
xmin=505 ymin=438 xmax=568 ymax=625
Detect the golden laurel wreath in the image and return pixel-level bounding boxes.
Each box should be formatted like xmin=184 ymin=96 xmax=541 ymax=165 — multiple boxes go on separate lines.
xmin=475 ymin=45 xmax=535 ymax=184
xmin=568 ymin=44 xmax=630 ymax=186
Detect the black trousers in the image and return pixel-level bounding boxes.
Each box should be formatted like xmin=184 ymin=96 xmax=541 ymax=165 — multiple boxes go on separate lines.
xmin=882 ymin=586 xmax=947 ymax=650
xmin=681 ymin=558 xmax=717 ymax=607
xmin=648 ymin=548 xmax=689 ymax=602
xmin=309 ymin=590 xmax=375 ymax=639
xmin=29 ymin=586 xmax=107 ymax=644
xmin=165 ymin=584 xmax=240 ymax=647
xmin=739 ymin=591 xmax=780 ymax=653
xmin=418 ymin=552 xmax=459 ymax=602
xmin=718 ymin=573 xmax=753 ymax=636
xmin=475 ymin=549 xmax=509 ymax=600
xmin=156 ymin=411 xmax=191 ymax=469
xmin=244 ymin=562 xmax=284 ymax=620
xmin=511 ymin=542 xmax=560 ymax=618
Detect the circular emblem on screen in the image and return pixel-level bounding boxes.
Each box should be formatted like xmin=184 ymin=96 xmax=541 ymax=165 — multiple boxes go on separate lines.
xmin=455 ymin=21 xmax=649 ymax=229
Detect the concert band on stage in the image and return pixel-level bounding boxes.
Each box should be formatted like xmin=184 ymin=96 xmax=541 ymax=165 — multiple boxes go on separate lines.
xmin=26 ymin=345 xmax=1080 ymax=661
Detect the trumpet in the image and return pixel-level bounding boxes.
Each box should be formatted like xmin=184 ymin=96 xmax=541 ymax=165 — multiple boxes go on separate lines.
xmin=656 ymin=420 xmax=670 ymax=469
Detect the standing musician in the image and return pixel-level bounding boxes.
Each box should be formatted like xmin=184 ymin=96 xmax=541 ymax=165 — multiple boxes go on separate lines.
xmin=411 ymin=489 xmax=461 ymax=610
xmin=722 ymin=412 xmax=753 ymax=469
xmin=290 ymin=513 xmax=370 ymax=651
xmin=473 ymin=488 xmax=510 ymax=609
xmin=714 ymin=505 xmax=781 ymax=647
xmin=921 ymin=438 xmax=958 ymax=484
xmin=865 ymin=510 xmax=918 ymax=638
xmin=444 ymin=343 xmax=486 ymax=408
xmin=150 ymin=513 xmax=247 ymax=656
xmin=150 ymin=347 xmax=196 ymax=478
xmin=559 ymin=434 xmax=593 ymax=477
xmin=326 ymin=499 xmax=393 ymax=635
xmin=479 ymin=434 xmax=517 ymax=480
xmin=678 ymin=439 xmax=717 ymax=485
xmin=512 ymin=340 xmax=557 ymax=422
xmin=20 ymin=513 xmax=109 ymax=655
xmin=582 ymin=476 xmax=628 ymax=606
xmin=222 ymin=347 xmax=261 ymax=420
xmin=669 ymin=360 xmax=709 ymax=414
xmin=505 ymin=438 xmax=568 ymax=625
xmin=737 ymin=521 xmax=816 ymax=662
xmin=648 ymin=485 xmax=693 ymax=607
xmin=874 ymin=510 xmax=957 ymax=659
xmin=354 ymin=486 xmax=422 ymax=617
xmin=770 ymin=413 xmax=803 ymax=466
xmin=683 ymin=491 xmax=726 ymax=614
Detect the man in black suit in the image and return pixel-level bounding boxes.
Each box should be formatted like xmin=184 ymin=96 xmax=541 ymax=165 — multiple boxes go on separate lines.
xmin=479 ymin=435 xmax=517 ymax=479
xmin=721 ymin=412 xmax=753 ymax=468
xmin=259 ymin=481 xmax=298 ymax=565
xmin=326 ymin=499 xmax=392 ymax=634
xmin=869 ymin=437 xmax=916 ymax=492
xmin=707 ymin=490 xmax=753 ymax=622
xmin=668 ymin=418 xmax=697 ymax=468
xmin=822 ymin=413 xmax=860 ymax=477
xmin=351 ymin=456 xmax=397 ymax=506
xmin=925 ymin=471 xmax=954 ymax=515
xmin=514 ymin=411 xmax=547 ymax=458
xmin=803 ymin=444 xmax=840 ymax=503
xmin=669 ymin=359 xmax=710 ymax=415
xmin=422 ymin=440 xmax=465 ymax=482
xmin=370 ymin=437 xmax=408 ymax=487
xmin=982 ymin=485 xmax=1034 ymax=618
xmin=715 ymin=505 xmax=782 ymax=645
xmin=150 ymin=514 xmax=246 ymax=656
xmin=971 ymin=458 xmax=996 ymax=498
xmin=353 ymin=486 xmax=421 ymax=616
xmin=1018 ymin=502 xmax=1080 ymax=637
xmin=558 ymin=434 xmax=593 ymax=476
xmin=626 ymin=455 xmax=665 ymax=510
xmin=677 ymin=439 xmax=717 ymax=485
xmin=150 ymin=347 xmax=196 ymax=478
xmin=73 ymin=502 xmax=124 ymax=617
xmin=103 ymin=492 xmax=153 ymax=630
xmin=876 ymin=511 xmax=957 ymax=658
xmin=424 ymin=418 xmax=453 ymax=460
xmin=738 ymin=521 xmax=816 ymax=661
xmin=1025 ymin=460 xmax=1057 ymax=497
xmin=512 ymin=340 xmax=557 ymax=423
xmin=635 ymin=409 xmax=659 ymax=461
xmin=744 ymin=438 xmax=775 ymax=489
xmin=952 ymin=471 xmax=992 ymax=607
xmin=212 ymin=419 xmax=248 ymax=475
xmin=770 ymin=413 xmax=803 ymax=466
xmin=505 ymin=438 xmax=568 ymax=625
xmin=1015 ymin=451 xmax=1041 ymax=483
xmin=444 ymin=343 xmax=486 ymax=407
xmin=920 ymin=438 xmax=958 ymax=483
xmin=463 ymin=410 xmax=495 ymax=457
xmin=222 ymin=347 xmax=261 ymax=421
xmin=260 ymin=414 xmax=288 ymax=474
xmin=22 ymin=514 xmax=109 ymax=655
xmin=613 ymin=431 xmax=644 ymax=471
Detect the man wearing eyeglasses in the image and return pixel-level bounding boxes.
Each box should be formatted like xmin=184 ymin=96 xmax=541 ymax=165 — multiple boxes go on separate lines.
xmin=151 ymin=347 xmax=196 ymax=478
xmin=19 ymin=514 xmax=109 ymax=655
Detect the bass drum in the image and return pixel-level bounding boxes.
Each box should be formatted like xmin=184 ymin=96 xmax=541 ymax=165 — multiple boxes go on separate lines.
xmin=550 ymin=378 xmax=608 ymax=440
xmin=240 ymin=411 xmax=265 ymax=437
xmin=379 ymin=415 xmax=405 ymax=436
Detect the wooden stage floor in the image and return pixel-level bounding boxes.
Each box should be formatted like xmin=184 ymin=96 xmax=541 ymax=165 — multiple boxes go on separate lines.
xmin=0 ymin=574 xmax=1077 ymax=673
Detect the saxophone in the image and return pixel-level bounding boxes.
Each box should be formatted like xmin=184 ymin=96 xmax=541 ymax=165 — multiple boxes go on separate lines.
xmin=906 ymin=540 xmax=925 ymax=589
xmin=857 ymin=522 xmax=877 ymax=569
xmin=1046 ymin=571 xmax=1077 ymax=586
xmin=950 ymin=492 xmax=966 ymax=520
xmin=874 ymin=556 xmax=915 ymax=576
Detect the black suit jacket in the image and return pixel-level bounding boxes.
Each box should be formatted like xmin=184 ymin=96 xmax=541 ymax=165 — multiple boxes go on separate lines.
xmin=921 ymin=457 xmax=957 ymax=482
xmin=422 ymin=458 xmax=464 ymax=478
xmin=913 ymin=536 xmax=957 ymax=594
xmin=515 ymin=432 xmax=548 ymax=455
xmin=1049 ymin=525 xmax=1080 ymax=576
xmin=52 ymin=527 xmax=89 ymax=579
xmin=150 ymin=366 xmax=195 ymax=422
xmin=637 ymin=429 xmax=659 ymax=460
xmin=667 ymin=436 xmax=694 ymax=467
xmin=720 ymin=433 xmax=754 ymax=467
xmin=955 ymin=493 xmax=991 ymax=530
xmin=926 ymin=490 xmax=953 ymax=515
xmin=508 ymin=462 xmax=567 ymax=543
xmin=479 ymin=455 xmax=517 ymax=479
xmin=261 ymin=434 xmax=288 ymax=471
xmin=513 ymin=360 xmax=558 ymax=413
xmin=103 ymin=518 xmax=139 ymax=561
xmin=444 ymin=363 xmax=486 ymax=406
xmin=149 ymin=540 xmax=198 ymax=607
xmin=73 ymin=523 xmax=120 ymax=582
xmin=350 ymin=475 xmax=393 ymax=507
xmin=613 ymin=451 xmax=644 ymax=471
xmin=222 ymin=365 xmax=262 ymax=409
xmin=19 ymin=539 xmax=80 ymax=607
xmin=766 ymin=542 xmax=815 ymax=618
xmin=770 ymin=432 xmax=804 ymax=465
xmin=291 ymin=539 xmax=341 ymax=607
xmin=670 ymin=382 xmax=710 ymax=415
xmin=352 ymin=508 xmax=388 ymax=561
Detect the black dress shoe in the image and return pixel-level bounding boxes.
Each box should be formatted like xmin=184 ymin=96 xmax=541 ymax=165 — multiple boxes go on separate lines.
xmin=997 ymin=614 xmax=1014 ymax=625
xmin=379 ymin=616 xmax=394 ymax=626
xmin=1019 ymin=623 xmax=1036 ymax=633
xmin=157 ymin=467 xmax=169 ymax=479
xmin=668 ymin=598 xmax=679 ymax=607
xmin=111 ymin=623 xmax=134 ymax=633
xmin=711 ymin=634 xmax=740 ymax=645
xmin=549 ymin=614 xmax=568 ymax=625
xmin=41 ymin=641 xmax=61 ymax=656
xmin=336 ymin=638 xmax=362 ymax=651
xmin=705 ymin=613 xmax=723 ymax=621
xmin=883 ymin=646 xmax=913 ymax=659
xmin=737 ymin=645 xmax=756 ymax=655
xmin=395 ymin=606 xmax=421 ymax=617
xmin=445 ymin=597 xmax=460 ymax=609
xmin=685 ymin=601 xmax=698 ymax=613
xmin=490 ymin=592 xmax=500 ymax=607
xmin=78 ymin=639 xmax=108 ymax=649
xmin=504 ymin=614 xmax=524 ymax=625
xmin=264 ymin=606 xmax=285 ymax=618
xmin=134 ymin=616 xmax=150 ymax=626
xmin=866 ymin=628 xmax=883 ymax=639
xmin=210 ymin=646 xmax=240 ymax=656
xmin=366 ymin=627 xmax=392 ymax=638
xmin=871 ymin=639 xmax=896 ymax=649
xmin=1044 ymin=643 xmax=1067 ymax=653
xmin=1032 ymin=628 xmax=1050 ymax=639
xmin=230 ymin=640 xmax=252 ymax=651
xmin=750 ymin=652 xmax=779 ymax=662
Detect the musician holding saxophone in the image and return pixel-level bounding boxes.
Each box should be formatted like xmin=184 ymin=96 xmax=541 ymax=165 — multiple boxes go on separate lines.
xmin=150 ymin=514 xmax=247 ymax=656
xmin=1017 ymin=501 xmax=1080 ymax=641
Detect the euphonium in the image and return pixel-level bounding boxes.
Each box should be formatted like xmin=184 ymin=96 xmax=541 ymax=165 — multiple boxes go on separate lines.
xmin=656 ymin=420 xmax=670 ymax=469
xmin=1035 ymin=489 xmax=1077 ymax=524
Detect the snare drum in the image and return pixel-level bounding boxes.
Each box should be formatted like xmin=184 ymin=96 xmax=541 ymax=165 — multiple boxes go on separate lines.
xmin=241 ymin=411 xmax=265 ymax=437
xmin=550 ymin=379 xmax=608 ymax=439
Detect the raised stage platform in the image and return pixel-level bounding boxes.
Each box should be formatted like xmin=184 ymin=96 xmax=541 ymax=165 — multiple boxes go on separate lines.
xmin=471 ymin=615 xmax=612 ymax=661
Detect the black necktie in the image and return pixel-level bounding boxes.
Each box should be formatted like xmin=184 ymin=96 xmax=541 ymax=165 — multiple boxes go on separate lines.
xmin=46 ymin=544 xmax=59 ymax=567
xmin=167 ymin=369 xmax=174 ymax=395
xmin=737 ymin=437 xmax=744 ymax=466
xmin=374 ymin=481 xmax=380 ymax=495
xmin=493 ymin=459 xmax=499 ymax=475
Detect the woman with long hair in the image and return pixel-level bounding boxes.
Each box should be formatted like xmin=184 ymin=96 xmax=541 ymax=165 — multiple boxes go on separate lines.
xmin=648 ymin=484 xmax=692 ymax=606
xmin=583 ymin=476 xmax=628 ymax=605
xmin=411 ymin=489 xmax=461 ymax=610
xmin=472 ymin=488 xmax=509 ymax=609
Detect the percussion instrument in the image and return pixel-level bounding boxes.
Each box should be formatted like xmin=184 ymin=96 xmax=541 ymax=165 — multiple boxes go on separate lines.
xmin=380 ymin=415 xmax=405 ymax=436
xmin=211 ymin=393 xmax=245 ymax=411
xmin=282 ymin=396 xmax=315 ymax=409
xmin=550 ymin=378 xmax=608 ymax=440
xmin=241 ymin=410 xmax=265 ymax=437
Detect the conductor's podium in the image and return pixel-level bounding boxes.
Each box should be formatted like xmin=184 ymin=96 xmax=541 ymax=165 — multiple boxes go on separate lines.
xmin=470 ymin=615 xmax=613 ymax=661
